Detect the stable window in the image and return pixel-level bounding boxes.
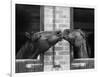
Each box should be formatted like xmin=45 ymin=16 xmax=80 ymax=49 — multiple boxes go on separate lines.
xmin=15 ymin=4 xmax=44 ymax=72
xmin=73 ymin=8 xmax=94 ymax=58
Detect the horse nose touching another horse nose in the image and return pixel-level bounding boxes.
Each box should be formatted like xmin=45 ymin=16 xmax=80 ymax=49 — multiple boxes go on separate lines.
xmin=55 ymin=30 xmax=63 ymax=41
xmin=62 ymin=29 xmax=70 ymax=40
xmin=54 ymin=29 xmax=70 ymax=41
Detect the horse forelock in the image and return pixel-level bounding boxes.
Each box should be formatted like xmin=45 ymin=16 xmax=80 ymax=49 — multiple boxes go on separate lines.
xmin=77 ymin=29 xmax=87 ymax=39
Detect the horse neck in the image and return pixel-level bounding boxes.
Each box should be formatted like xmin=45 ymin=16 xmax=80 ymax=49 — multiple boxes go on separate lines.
xmin=47 ymin=39 xmax=59 ymax=47
xmin=19 ymin=41 xmax=34 ymax=53
xmin=78 ymin=39 xmax=89 ymax=58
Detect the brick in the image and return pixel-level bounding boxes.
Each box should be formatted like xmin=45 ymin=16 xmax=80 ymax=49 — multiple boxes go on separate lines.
xmin=55 ymin=56 xmax=63 ymax=60
xmin=59 ymin=15 xmax=69 ymax=18
xmin=56 ymin=14 xmax=69 ymax=19
xmin=57 ymin=42 xmax=63 ymax=45
xmin=62 ymin=42 xmax=69 ymax=46
xmin=65 ymin=18 xmax=70 ymax=23
xmin=44 ymin=7 xmax=53 ymax=14
xmin=58 ymin=27 xmax=69 ymax=30
xmin=44 ymin=19 xmax=53 ymax=24
xmin=44 ymin=56 xmax=52 ymax=61
xmin=44 ymin=52 xmax=55 ymax=55
xmin=59 ymin=24 xmax=67 ymax=27
xmin=44 ymin=60 xmax=53 ymax=64
xmin=59 ymin=61 xmax=69 ymax=65
xmin=64 ymin=46 xmax=70 ymax=50
xmin=44 ymin=61 xmax=53 ymax=65
xmin=54 ymin=46 xmax=63 ymax=51
xmin=55 ymin=19 xmax=65 ymax=23
xmin=61 ymin=56 xmax=70 ymax=62
xmin=57 ymin=51 xmax=69 ymax=55
xmin=52 ymin=67 xmax=61 ymax=71
xmin=61 ymin=65 xmax=70 ymax=70
xmin=63 ymin=12 xmax=70 ymax=17
xmin=59 ymin=23 xmax=70 ymax=28
xmin=54 ymin=42 xmax=61 ymax=46
xmin=45 ymin=14 xmax=53 ymax=17
xmin=44 ymin=65 xmax=53 ymax=71
xmin=45 ymin=24 xmax=53 ymax=27
xmin=55 ymin=10 xmax=63 ymax=14
xmin=44 ymin=27 xmax=52 ymax=31
xmin=53 ymin=60 xmax=70 ymax=70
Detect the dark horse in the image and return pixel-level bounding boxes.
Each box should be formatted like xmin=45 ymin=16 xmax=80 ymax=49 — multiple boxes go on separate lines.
xmin=63 ymin=29 xmax=90 ymax=59
xmin=16 ymin=30 xmax=62 ymax=59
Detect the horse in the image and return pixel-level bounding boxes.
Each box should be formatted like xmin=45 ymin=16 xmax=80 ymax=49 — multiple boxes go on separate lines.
xmin=16 ymin=30 xmax=63 ymax=59
xmin=63 ymin=29 xmax=89 ymax=59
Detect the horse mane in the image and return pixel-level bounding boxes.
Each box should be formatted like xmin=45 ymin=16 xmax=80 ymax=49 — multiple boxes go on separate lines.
xmin=78 ymin=29 xmax=92 ymax=58
xmin=80 ymin=38 xmax=89 ymax=58
xmin=70 ymin=29 xmax=89 ymax=58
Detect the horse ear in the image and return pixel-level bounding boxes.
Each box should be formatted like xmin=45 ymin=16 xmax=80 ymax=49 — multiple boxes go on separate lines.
xmin=25 ymin=32 xmax=31 ymax=39
xmin=32 ymin=33 xmax=41 ymax=41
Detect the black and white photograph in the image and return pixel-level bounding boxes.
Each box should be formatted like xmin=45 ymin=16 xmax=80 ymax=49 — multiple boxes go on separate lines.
xmin=15 ymin=4 xmax=94 ymax=73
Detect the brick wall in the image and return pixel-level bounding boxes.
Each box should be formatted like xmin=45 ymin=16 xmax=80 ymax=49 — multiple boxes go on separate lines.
xmin=43 ymin=6 xmax=70 ymax=71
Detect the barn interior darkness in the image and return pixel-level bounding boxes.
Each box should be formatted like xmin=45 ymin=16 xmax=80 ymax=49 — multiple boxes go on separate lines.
xmin=16 ymin=4 xmax=40 ymax=54
xmin=73 ymin=8 xmax=94 ymax=58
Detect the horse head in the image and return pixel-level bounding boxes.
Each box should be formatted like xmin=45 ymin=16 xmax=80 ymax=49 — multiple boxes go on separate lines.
xmin=63 ymin=29 xmax=89 ymax=58
xmin=24 ymin=30 xmax=63 ymax=59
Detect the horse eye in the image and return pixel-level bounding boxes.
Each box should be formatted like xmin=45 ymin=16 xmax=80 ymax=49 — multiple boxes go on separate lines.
xmin=56 ymin=31 xmax=61 ymax=34
xmin=57 ymin=32 xmax=59 ymax=34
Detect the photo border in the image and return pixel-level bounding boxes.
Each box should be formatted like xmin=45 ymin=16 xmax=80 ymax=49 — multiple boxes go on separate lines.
xmin=11 ymin=0 xmax=96 ymax=77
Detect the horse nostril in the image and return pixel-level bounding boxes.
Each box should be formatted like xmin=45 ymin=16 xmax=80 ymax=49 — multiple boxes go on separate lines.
xmin=57 ymin=32 xmax=60 ymax=35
